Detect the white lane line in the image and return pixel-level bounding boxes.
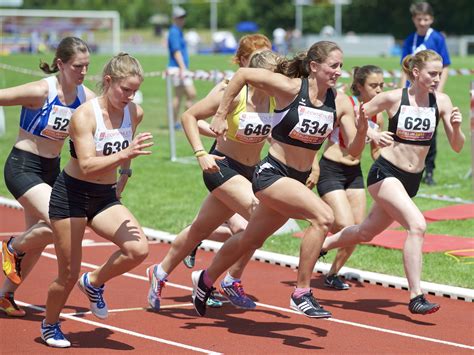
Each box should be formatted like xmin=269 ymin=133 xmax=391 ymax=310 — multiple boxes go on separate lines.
xmin=0 ymin=232 xmax=22 ymax=237
xmin=43 ymin=240 xmax=163 ymax=249
xmin=64 ymin=303 xmax=195 ymax=316
xmin=39 ymin=252 xmax=474 ymax=351
xmin=254 ymin=302 xmax=474 ymax=350
xmin=16 ymin=301 xmax=221 ymax=354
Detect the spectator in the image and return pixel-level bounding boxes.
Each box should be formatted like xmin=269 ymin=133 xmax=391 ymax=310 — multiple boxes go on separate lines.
xmin=168 ymin=6 xmax=196 ymax=130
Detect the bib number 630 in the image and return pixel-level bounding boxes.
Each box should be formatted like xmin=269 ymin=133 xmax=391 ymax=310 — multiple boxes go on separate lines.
xmin=103 ymin=140 xmax=130 ymax=155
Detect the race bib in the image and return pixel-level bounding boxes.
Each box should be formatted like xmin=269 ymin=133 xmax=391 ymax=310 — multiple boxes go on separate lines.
xmin=397 ymin=105 xmax=436 ymax=141
xmin=289 ymin=105 xmax=334 ymax=144
xmin=40 ymin=104 xmax=74 ymax=140
xmin=96 ymin=128 xmax=131 ymax=156
xmin=235 ymin=112 xmax=273 ymax=143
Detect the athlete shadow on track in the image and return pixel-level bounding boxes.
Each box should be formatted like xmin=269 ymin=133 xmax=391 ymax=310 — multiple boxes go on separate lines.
xmin=34 ymin=327 xmax=135 ymax=350
xmin=154 ymin=302 xmax=328 ymax=350
xmin=282 ymin=278 xmax=436 ymax=326
xmin=319 ymin=297 xmax=436 ymax=326
xmin=180 ymin=312 xmax=327 ymax=350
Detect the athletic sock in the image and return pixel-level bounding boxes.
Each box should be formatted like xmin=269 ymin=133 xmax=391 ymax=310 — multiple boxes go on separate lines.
xmin=293 ymin=287 xmax=311 ymax=299
xmin=203 ymin=269 xmax=214 ymax=288
xmin=155 ymin=263 xmax=168 ymax=281
xmin=7 ymin=238 xmax=25 ymax=257
xmin=6 ymin=238 xmax=15 ymax=254
xmin=222 ymin=272 xmax=240 ymax=286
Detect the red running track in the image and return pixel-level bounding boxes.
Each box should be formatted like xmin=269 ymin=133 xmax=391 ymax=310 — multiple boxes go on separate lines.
xmin=1 ymin=207 xmax=473 ymax=353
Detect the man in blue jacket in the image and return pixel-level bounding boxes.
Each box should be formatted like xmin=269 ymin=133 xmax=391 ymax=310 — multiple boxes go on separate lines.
xmin=168 ymin=6 xmax=196 ymax=130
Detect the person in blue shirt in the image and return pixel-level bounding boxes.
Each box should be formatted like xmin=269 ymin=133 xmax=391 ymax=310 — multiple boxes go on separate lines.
xmin=168 ymin=6 xmax=196 ymax=130
xmin=400 ymin=2 xmax=451 ymax=185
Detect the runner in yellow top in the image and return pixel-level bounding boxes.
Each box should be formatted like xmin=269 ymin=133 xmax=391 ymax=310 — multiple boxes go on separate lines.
xmin=147 ymin=48 xmax=280 ymax=312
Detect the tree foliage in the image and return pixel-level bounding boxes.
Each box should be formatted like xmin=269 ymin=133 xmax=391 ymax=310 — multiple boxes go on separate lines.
xmin=18 ymin=0 xmax=473 ymax=39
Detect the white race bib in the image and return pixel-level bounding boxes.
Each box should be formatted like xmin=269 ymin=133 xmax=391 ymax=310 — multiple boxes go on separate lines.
xmin=96 ymin=128 xmax=131 ymax=156
xmin=397 ymin=105 xmax=436 ymax=141
xmin=289 ymin=105 xmax=334 ymax=144
xmin=40 ymin=104 xmax=74 ymax=140
xmin=235 ymin=112 xmax=273 ymax=144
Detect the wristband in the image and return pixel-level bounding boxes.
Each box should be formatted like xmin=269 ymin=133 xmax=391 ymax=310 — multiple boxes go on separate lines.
xmin=194 ymin=150 xmax=207 ymax=158
xmin=119 ymin=168 xmax=132 ymax=177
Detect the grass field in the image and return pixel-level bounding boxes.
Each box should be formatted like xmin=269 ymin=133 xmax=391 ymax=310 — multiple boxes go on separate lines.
xmin=0 ymin=53 xmax=473 ymax=288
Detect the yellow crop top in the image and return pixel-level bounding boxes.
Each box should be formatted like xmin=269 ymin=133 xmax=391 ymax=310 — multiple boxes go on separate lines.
xmin=226 ymin=86 xmax=276 ymax=144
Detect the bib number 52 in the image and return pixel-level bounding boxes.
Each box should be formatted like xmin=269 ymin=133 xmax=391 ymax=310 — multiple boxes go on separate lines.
xmin=52 ymin=116 xmax=69 ymax=131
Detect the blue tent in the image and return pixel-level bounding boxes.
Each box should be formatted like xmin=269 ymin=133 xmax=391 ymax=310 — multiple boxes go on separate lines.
xmin=236 ymin=21 xmax=259 ymax=33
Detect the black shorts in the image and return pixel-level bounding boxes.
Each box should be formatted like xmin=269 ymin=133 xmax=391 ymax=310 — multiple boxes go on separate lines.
xmin=4 ymin=147 xmax=60 ymax=199
xmin=367 ymin=155 xmax=423 ymax=198
xmin=49 ymin=171 xmax=121 ymax=221
xmin=203 ymin=149 xmax=255 ymax=192
xmin=316 ymin=156 xmax=364 ymax=197
xmin=252 ymin=154 xmax=311 ymax=194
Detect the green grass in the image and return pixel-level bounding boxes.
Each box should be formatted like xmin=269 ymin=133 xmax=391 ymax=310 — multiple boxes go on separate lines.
xmin=0 ymin=53 xmax=473 ymax=288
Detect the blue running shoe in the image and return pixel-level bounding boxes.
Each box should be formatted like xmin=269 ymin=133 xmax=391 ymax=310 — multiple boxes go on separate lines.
xmin=206 ymin=292 xmax=223 ymax=308
xmin=146 ymin=264 xmax=166 ymax=311
xmin=220 ymin=281 xmax=256 ymax=309
xmin=41 ymin=320 xmax=71 ymax=348
xmin=78 ymin=272 xmax=108 ymax=319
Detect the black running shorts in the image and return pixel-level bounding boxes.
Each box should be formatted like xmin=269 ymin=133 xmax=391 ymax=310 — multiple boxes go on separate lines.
xmin=203 ymin=149 xmax=255 ymax=192
xmin=316 ymin=156 xmax=364 ymax=197
xmin=252 ymin=154 xmax=311 ymax=194
xmin=367 ymin=155 xmax=423 ymax=198
xmin=4 ymin=147 xmax=60 ymax=199
xmin=49 ymin=171 xmax=121 ymax=221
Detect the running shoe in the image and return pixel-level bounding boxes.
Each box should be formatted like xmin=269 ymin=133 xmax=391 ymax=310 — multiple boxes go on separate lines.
xmin=183 ymin=242 xmax=202 ymax=269
xmin=1 ymin=237 xmax=23 ymax=285
xmin=40 ymin=320 xmax=71 ymax=348
xmin=408 ymin=294 xmax=440 ymax=315
xmin=423 ymin=172 xmax=436 ymax=186
xmin=191 ymin=270 xmax=215 ymax=317
xmin=220 ymin=281 xmax=256 ymax=309
xmin=78 ymin=272 xmax=108 ymax=319
xmin=146 ymin=264 xmax=166 ymax=311
xmin=0 ymin=292 xmax=26 ymax=317
xmin=183 ymin=254 xmax=196 ymax=269
xmin=207 ymin=292 xmax=223 ymax=308
xmin=290 ymin=291 xmax=332 ymax=318
xmin=324 ymin=274 xmax=350 ymax=290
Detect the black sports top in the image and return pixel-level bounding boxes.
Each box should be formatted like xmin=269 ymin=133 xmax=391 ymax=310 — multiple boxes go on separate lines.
xmin=271 ymin=78 xmax=337 ymax=151
xmin=388 ymin=88 xmax=439 ymax=146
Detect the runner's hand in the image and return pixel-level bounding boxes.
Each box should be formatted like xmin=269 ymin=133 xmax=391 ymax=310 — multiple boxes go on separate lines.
xmin=197 ymin=153 xmax=225 ymax=174
xmin=450 ymin=107 xmax=462 ymax=128
xmin=125 ymin=132 xmax=153 ymax=159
